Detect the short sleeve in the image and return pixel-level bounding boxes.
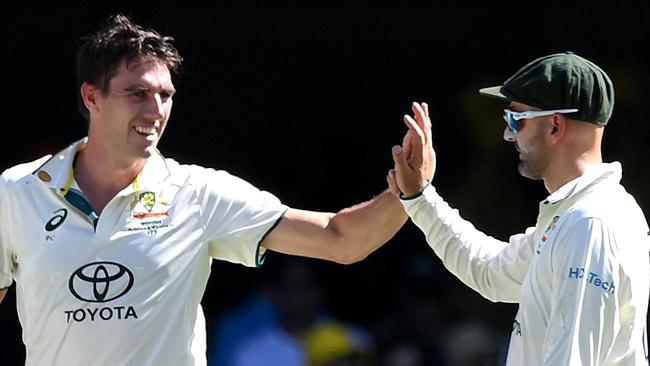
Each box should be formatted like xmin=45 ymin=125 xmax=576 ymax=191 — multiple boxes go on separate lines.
xmin=0 ymin=176 xmax=15 ymax=289
xmin=195 ymin=168 xmax=288 ymax=267
xmin=0 ymin=240 xmax=15 ymax=289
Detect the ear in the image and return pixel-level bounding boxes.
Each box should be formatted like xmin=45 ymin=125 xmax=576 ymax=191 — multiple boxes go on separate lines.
xmin=548 ymin=114 xmax=567 ymax=144
xmin=80 ymin=82 xmax=102 ymax=115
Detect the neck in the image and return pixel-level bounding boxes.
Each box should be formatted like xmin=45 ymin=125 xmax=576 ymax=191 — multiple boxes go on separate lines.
xmin=74 ymin=141 xmax=146 ymax=213
xmin=543 ymin=155 xmax=602 ymax=193
xmin=543 ymin=120 xmax=604 ymax=193
xmin=543 ymin=147 xmax=603 ymax=193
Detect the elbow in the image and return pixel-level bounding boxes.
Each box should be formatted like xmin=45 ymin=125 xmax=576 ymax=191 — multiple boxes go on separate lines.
xmin=329 ymin=238 xmax=370 ymax=265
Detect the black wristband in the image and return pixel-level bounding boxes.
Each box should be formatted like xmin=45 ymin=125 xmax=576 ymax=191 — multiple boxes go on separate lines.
xmin=399 ymin=182 xmax=429 ymax=200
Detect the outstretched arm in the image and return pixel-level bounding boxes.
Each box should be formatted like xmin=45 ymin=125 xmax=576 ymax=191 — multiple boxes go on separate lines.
xmin=261 ymin=189 xmax=408 ymax=264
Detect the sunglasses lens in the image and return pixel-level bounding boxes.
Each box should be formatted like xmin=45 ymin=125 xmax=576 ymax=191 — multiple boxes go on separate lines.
xmin=509 ymin=115 xmax=519 ymax=133
xmin=503 ymin=111 xmax=519 ymax=133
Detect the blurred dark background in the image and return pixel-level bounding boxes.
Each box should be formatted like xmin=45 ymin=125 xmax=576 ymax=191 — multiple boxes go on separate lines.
xmin=1 ymin=3 xmax=648 ymax=365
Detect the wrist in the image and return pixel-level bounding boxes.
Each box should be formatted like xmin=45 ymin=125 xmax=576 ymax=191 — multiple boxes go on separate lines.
xmin=399 ymin=180 xmax=430 ymax=200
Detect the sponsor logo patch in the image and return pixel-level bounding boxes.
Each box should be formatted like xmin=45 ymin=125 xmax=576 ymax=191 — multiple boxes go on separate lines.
xmin=127 ymin=191 xmax=172 ymax=235
xmin=567 ymin=267 xmax=615 ymax=294
xmin=66 ymin=261 xmax=138 ymax=323
xmin=68 ymin=261 xmax=134 ymax=302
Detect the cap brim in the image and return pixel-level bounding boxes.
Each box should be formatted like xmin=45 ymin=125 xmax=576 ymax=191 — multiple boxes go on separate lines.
xmin=479 ymin=86 xmax=510 ymax=101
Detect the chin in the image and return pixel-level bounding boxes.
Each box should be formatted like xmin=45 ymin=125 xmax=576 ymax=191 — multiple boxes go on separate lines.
xmin=517 ymin=163 xmax=543 ymax=181
xmin=142 ymin=146 xmax=157 ymax=158
xmin=128 ymin=147 xmax=154 ymax=161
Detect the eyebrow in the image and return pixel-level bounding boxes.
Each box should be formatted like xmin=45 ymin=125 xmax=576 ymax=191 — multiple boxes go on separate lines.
xmin=123 ymin=85 xmax=176 ymax=95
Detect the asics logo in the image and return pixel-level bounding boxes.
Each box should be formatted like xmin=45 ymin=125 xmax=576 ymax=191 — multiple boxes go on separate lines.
xmin=45 ymin=208 xmax=68 ymax=231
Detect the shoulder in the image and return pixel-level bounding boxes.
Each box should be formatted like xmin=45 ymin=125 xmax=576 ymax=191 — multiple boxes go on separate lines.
xmin=0 ymin=155 xmax=52 ymax=190
xmin=554 ymin=206 xmax=646 ymax=261
xmin=568 ymin=181 xmax=645 ymax=228
xmin=162 ymin=158 xmax=259 ymax=198
xmin=165 ymin=159 xmax=242 ymax=186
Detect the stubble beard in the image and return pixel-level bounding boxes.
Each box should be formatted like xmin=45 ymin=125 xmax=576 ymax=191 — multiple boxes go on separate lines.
xmin=515 ymin=130 xmax=548 ymax=181
xmin=517 ymin=146 xmax=547 ymax=181
xmin=517 ymin=160 xmax=544 ymax=181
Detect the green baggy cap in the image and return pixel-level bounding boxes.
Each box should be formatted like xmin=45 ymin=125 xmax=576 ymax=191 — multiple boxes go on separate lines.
xmin=479 ymin=52 xmax=614 ymax=125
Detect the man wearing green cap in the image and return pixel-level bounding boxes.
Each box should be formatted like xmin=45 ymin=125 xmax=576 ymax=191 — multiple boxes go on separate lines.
xmin=387 ymin=52 xmax=649 ymax=365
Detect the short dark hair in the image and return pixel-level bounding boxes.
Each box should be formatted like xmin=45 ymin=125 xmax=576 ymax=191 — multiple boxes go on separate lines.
xmin=75 ymin=14 xmax=183 ymax=122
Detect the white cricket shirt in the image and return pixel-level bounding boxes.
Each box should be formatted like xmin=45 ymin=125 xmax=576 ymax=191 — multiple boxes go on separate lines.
xmin=402 ymin=162 xmax=649 ymax=365
xmin=0 ymin=138 xmax=288 ymax=366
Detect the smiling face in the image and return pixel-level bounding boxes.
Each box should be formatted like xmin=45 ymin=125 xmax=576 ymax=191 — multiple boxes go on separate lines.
xmin=84 ymin=56 xmax=175 ymax=165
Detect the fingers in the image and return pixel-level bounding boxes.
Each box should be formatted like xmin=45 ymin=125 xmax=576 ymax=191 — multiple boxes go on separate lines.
xmin=421 ymin=102 xmax=431 ymax=129
xmin=412 ymin=102 xmax=432 ymax=141
xmin=403 ymin=115 xmax=425 ymax=142
xmin=412 ymin=102 xmax=426 ymax=123
xmin=391 ymin=144 xmax=410 ymax=176
xmin=403 ymin=115 xmax=424 ymax=165
xmin=402 ymin=129 xmax=413 ymax=160
xmin=421 ymin=102 xmax=432 ymax=143
xmin=402 ymin=102 xmax=429 ymax=137
xmin=392 ymin=143 xmax=427 ymax=197
xmin=386 ymin=169 xmax=401 ymax=196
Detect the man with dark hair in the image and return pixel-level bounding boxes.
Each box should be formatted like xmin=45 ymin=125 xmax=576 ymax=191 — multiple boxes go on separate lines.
xmin=0 ymin=14 xmax=407 ymax=365
xmin=389 ymin=52 xmax=649 ymax=365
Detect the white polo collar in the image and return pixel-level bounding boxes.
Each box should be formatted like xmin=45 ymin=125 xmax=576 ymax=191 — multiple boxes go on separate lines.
xmin=34 ymin=137 xmax=171 ymax=195
xmin=543 ymin=162 xmax=622 ymax=205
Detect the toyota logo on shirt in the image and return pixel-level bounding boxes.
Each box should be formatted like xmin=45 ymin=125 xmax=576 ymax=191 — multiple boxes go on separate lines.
xmin=68 ymin=262 xmax=134 ymax=302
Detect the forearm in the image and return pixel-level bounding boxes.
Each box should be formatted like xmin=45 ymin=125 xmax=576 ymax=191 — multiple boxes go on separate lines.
xmin=263 ymin=189 xmax=408 ymax=264
xmin=0 ymin=288 xmax=6 ymax=303
xmin=403 ymin=185 xmax=529 ymax=302
xmin=327 ymin=189 xmax=408 ymax=262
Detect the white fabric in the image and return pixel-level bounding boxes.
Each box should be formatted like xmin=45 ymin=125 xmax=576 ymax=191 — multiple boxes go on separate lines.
xmin=402 ymin=162 xmax=650 ymax=366
xmin=0 ymin=138 xmax=287 ymax=366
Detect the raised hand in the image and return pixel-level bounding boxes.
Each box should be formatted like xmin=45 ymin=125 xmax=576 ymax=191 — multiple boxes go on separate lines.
xmin=388 ymin=102 xmax=436 ymax=197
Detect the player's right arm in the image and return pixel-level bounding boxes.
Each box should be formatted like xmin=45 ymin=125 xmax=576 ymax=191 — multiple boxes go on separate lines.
xmin=389 ymin=101 xmax=535 ymax=302
xmin=0 ymin=288 xmax=6 ymax=303
xmin=401 ymin=185 xmax=535 ymax=302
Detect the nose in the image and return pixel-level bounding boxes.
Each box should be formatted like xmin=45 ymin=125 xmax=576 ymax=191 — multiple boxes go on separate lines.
xmin=144 ymin=94 xmax=166 ymax=120
xmin=503 ymin=126 xmax=516 ymax=142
